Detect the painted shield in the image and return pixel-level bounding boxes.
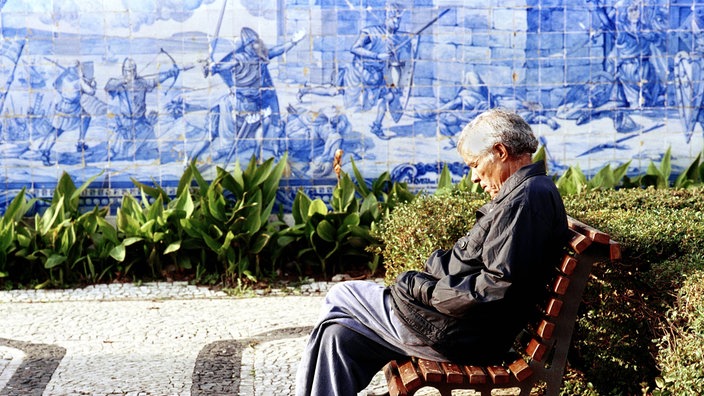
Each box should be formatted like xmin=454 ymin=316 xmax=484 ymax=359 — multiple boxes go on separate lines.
xmin=387 ymin=34 xmax=416 ymax=124
xmin=674 ymin=51 xmax=704 ymax=142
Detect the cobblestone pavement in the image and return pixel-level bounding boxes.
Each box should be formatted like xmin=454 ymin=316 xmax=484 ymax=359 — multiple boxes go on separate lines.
xmin=0 ymin=282 xmax=501 ymax=396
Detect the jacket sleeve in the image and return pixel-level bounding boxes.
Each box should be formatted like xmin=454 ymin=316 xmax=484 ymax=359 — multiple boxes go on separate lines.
xmin=394 ymin=270 xmax=437 ymax=306
xmin=427 ymin=200 xmax=554 ymax=317
xmin=423 ymin=248 xmax=449 ymax=278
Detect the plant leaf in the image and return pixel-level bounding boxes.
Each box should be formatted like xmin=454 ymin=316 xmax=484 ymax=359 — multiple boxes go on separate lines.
xmin=308 ymin=199 xmax=329 ymax=217
xmin=45 ymin=254 xmax=67 ymax=269
xmin=316 ymin=219 xmax=337 ymax=242
xmin=164 ymin=241 xmax=181 ymax=255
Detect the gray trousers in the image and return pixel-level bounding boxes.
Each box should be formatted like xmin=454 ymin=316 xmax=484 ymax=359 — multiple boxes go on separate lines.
xmin=295 ymin=281 xmax=447 ymax=396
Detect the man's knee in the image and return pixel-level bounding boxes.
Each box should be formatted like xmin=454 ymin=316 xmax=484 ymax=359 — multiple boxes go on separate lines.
xmin=318 ymin=323 xmax=362 ymax=356
xmin=324 ymin=282 xmax=354 ymax=304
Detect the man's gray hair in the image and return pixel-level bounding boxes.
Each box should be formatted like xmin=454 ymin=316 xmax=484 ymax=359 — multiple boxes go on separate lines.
xmin=457 ymin=108 xmax=538 ymax=158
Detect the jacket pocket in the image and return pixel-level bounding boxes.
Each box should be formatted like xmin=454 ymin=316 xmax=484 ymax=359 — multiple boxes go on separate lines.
xmin=456 ymin=221 xmax=487 ymax=259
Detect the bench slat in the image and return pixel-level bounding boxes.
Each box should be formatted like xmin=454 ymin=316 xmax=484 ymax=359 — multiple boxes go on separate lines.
xmin=463 ymin=365 xmax=487 ymax=384
xmin=546 ymin=298 xmax=563 ymax=317
xmin=568 ymin=216 xmax=611 ymax=244
xmin=560 ymin=255 xmax=578 ymax=275
xmin=568 ymin=228 xmax=592 ymax=253
xmin=486 ymin=365 xmax=510 ymax=384
xmin=537 ymin=319 xmax=555 ymax=340
xmin=397 ymin=359 xmax=421 ymax=389
xmin=553 ymin=275 xmax=570 ymax=295
xmin=440 ymin=362 xmax=465 ymax=384
xmin=526 ymin=338 xmax=547 ymax=362
xmin=383 ymin=361 xmax=409 ymax=396
xmin=508 ymin=358 xmax=534 ymax=382
xmin=416 ymin=358 xmax=443 ymax=383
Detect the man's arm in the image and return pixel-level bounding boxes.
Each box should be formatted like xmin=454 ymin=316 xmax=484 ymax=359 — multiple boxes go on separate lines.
xmin=104 ymin=78 xmax=124 ymax=98
xmin=78 ymin=67 xmax=97 ymax=96
xmin=268 ymin=29 xmax=306 ymax=58
xmin=397 ymin=198 xmax=558 ymax=317
xmin=350 ymin=28 xmax=389 ymax=61
xmin=202 ymin=53 xmax=241 ymax=78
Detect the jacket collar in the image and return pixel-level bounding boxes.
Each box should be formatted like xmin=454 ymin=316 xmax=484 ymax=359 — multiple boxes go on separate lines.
xmin=492 ymin=161 xmax=547 ymax=204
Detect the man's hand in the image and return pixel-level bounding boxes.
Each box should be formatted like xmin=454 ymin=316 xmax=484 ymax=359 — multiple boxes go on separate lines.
xmin=376 ymin=51 xmax=392 ymax=61
xmin=396 ymin=271 xmax=437 ymax=307
xmin=168 ymin=65 xmax=180 ymax=79
xmin=244 ymin=112 xmax=261 ymax=124
xmin=291 ymin=29 xmax=307 ymax=44
xmin=200 ymin=59 xmax=213 ymax=77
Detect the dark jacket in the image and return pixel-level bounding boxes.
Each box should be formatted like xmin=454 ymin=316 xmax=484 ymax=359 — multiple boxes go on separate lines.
xmin=389 ymin=161 xmax=568 ymax=364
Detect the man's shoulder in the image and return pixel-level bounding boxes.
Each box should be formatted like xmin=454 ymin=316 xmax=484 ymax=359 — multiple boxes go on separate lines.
xmin=104 ymin=77 xmax=125 ymax=90
xmin=522 ymin=175 xmax=562 ymax=201
xmin=498 ymin=174 xmax=563 ymax=217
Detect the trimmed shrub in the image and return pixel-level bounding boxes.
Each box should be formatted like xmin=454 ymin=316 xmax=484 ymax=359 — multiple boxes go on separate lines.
xmin=562 ymin=187 xmax=704 ymax=286
xmin=561 ymin=188 xmax=704 ymax=394
xmin=654 ymin=270 xmax=704 ymax=395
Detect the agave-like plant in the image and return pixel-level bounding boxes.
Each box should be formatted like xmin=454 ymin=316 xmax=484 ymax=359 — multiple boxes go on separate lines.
xmin=13 ymin=171 xmax=116 ymax=288
xmin=182 ymin=154 xmax=288 ymax=284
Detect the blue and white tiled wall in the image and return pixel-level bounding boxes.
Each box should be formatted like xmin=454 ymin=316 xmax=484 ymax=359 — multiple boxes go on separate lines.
xmin=1 ymin=0 xmax=703 ymax=213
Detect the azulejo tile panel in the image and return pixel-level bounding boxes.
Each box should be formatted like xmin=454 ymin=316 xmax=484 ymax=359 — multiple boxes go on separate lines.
xmin=0 ymin=0 xmax=703 ymax=213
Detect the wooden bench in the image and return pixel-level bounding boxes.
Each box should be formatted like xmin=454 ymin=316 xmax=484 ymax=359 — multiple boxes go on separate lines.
xmin=382 ymin=216 xmax=620 ymax=396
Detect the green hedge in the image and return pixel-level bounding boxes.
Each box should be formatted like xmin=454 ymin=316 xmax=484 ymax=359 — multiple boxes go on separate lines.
xmin=655 ymin=270 xmax=704 ymax=395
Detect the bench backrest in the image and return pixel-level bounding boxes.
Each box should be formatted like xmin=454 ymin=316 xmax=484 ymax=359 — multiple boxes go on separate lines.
xmin=507 ymin=216 xmax=620 ymax=386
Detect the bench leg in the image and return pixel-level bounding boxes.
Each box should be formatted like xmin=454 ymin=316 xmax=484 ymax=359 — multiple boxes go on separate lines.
xmin=517 ymin=378 xmax=540 ymax=396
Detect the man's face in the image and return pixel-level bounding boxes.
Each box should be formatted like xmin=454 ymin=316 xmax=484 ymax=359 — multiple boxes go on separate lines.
xmin=464 ymin=124 xmax=510 ymax=199
xmin=627 ymin=4 xmax=640 ymax=23
xmin=465 ymin=146 xmax=510 ymax=199
xmin=385 ymin=14 xmax=401 ymax=33
xmin=123 ymin=65 xmax=136 ymax=82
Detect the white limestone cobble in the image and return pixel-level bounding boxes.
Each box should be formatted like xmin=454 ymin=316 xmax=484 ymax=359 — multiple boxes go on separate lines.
xmin=0 ymin=346 xmax=24 ymax=391
xmin=242 ymin=337 xmax=307 ymax=396
xmin=0 ymin=281 xmax=229 ymax=303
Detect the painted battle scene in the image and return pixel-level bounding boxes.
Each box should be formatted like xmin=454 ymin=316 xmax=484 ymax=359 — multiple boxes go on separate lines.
xmin=0 ymin=0 xmax=703 ymax=212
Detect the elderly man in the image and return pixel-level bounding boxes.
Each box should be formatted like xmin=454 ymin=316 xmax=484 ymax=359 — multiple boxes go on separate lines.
xmin=295 ymin=109 xmax=569 ymax=396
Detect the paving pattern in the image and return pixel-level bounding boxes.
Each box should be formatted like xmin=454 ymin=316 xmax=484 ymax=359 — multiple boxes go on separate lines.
xmin=0 ymin=282 xmax=498 ymax=396
xmin=0 ymin=282 xmax=321 ymax=395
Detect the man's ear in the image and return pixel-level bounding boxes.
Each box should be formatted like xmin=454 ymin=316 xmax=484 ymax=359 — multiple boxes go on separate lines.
xmin=494 ymin=143 xmax=509 ymax=161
